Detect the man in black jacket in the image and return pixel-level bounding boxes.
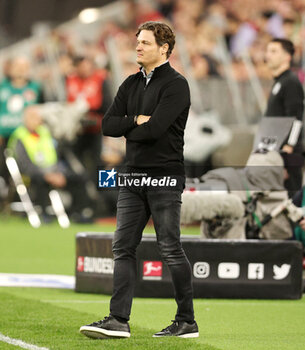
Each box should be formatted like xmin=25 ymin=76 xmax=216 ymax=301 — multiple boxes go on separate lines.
xmin=265 ymin=38 xmax=304 ymax=196
xmin=80 ymin=21 xmax=198 ymax=339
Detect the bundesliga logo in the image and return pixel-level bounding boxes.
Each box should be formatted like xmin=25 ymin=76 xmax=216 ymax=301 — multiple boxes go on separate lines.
xmin=77 ymin=256 xmax=114 ymax=274
xmin=142 ymin=261 xmax=163 ymax=280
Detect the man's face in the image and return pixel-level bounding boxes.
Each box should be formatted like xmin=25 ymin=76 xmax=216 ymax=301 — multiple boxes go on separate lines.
xmin=136 ymin=30 xmax=166 ymax=67
xmin=9 ymin=57 xmax=30 ymax=81
xmin=265 ymin=42 xmax=290 ymax=70
xmin=24 ymin=107 xmax=42 ymax=132
xmin=76 ymin=59 xmax=94 ymax=78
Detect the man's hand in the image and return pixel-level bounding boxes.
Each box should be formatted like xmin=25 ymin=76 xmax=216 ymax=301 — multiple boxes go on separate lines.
xmin=282 ymin=144 xmax=293 ymax=154
xmin=137 ymin=115 xmax=151 ymax=125
xmin=299 ymin=218 xmax=305 ymax=231
xmin=44 ymin=172 xmax=67 ymax=188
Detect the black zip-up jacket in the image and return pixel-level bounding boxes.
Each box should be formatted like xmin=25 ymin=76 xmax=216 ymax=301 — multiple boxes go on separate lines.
xmin=265 ymin=69 xmax=304 ymax=152
xmin=102 ymin=62 xmax=190 ymax=176
xmin=265 ymin=69 xmax=304 ymax=121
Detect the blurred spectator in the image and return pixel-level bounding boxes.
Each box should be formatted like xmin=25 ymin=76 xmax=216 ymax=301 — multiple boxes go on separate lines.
xmin=7 ymin=105 xmax=93 ymax=222
xmin=0 ymin=55 xmax=44 ymax=186
xmin=66 ymin=56 xmax=112 ymax=180
xmin=223 ymin=14 xmax=240 ymax=50
xmin=191 ymin=54 xmax=221 ymax=79
xmin=230 ymin=12 xmax=269 ymax=57
xmin=135 ymin=1 xmax=163 ymax=26
xmin=2 ymin=58 xmax=12 ymax=79
xmin=58 ymin=54 xmax=75 ymax=80
xmin=0 ymin=55 xmax=44 ymax=139
xmin=156 ymin=0 xmax=175 ymax=20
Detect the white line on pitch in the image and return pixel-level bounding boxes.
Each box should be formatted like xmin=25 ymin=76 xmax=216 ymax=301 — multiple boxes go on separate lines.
xmin=42 ymin=300 xmax=109 ymax=303
xmin=42 ymin=299 xmax=173 ymax=305
xmin=0 ymin=332 xmax=49 ymax=350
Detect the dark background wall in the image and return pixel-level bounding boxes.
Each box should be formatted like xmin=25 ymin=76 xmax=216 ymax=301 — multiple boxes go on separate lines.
xmin=0 ymin=0 xmax=115 ymax=46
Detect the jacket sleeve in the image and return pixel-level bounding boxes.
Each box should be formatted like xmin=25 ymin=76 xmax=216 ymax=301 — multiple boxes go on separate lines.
xmin=100 ymin=79 xmax=113 ymax=115
xmin=125 ymin=78 xmax=190 ymax=143
xmin=283 ymin=79 xmax=304 ymax=121
xmin=14 ymin=140 xmax=59 ymax=177
xmin=292 ymin=187 xmax=303 ymax=207
xmin=102 ymin=77 xmax=136 ymax=137
xmin=14 ymin=140 xmax=45 ymax=177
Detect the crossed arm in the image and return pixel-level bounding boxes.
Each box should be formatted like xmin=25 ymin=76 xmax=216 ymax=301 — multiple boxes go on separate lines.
xmin=102 ymin=78 xmax=190 ymax=142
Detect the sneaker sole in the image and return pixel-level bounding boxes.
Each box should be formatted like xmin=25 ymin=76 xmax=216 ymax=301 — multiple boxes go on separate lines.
xmin=153 ymin=332 xmax=199 ymax=338
xmin=79 ymin=326 xmax=130 ymax=339
xmin=178 ymin=332 xmax=199 ymax=338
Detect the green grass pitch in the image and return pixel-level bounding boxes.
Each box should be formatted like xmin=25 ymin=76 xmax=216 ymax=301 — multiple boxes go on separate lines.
xmin=0 ymin=216 xmax=305 ymax=350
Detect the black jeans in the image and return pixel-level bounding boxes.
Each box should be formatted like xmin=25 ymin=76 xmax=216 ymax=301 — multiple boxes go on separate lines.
xmin=110 ymin=185 xmax=194 ymax=322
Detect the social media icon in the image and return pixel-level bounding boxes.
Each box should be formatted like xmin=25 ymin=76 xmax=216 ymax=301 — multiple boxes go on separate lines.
xmin=193 ymin=262 xmax=210 ymax=279
xmin=98 ymin=168 xmax=117 ymax=188
xmin=218 ymin=262 xmax=240 ymax=279
xmin=273 ymin=264 xmax=291 ymax=280
xmin=248 ymin=263 xmax=264 ymax=280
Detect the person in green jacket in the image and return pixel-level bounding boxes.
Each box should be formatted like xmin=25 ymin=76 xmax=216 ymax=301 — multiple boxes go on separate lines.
xmin=0 ymin=56 xmax=44 ymax=138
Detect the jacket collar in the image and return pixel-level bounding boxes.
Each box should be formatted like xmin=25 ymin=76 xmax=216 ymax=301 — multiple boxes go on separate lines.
xmin=274 ymin=69 xmax=290 ymax=80
xmin=140 ymin=60 xmax=170 ymax=78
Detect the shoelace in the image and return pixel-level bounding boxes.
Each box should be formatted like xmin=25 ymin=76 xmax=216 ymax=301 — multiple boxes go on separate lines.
xmin=91 ymin=316 xmax=111 ymax=326
xmin=161 ymin=320 xmax=179 ymax=333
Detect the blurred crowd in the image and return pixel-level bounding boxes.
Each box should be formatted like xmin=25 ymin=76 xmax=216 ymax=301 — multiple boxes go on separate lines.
xmin=55 ymin=0 xmax=305 ymax=82
xmin=101 ymin=0 xmax=305 ymax=81
xmin=3 ymin=0 xmax=305 ymax=91
xmin=1 ymin=0 xmax=305 ymax=221
xmin=55 ymin=0 xmax=305 ymax=81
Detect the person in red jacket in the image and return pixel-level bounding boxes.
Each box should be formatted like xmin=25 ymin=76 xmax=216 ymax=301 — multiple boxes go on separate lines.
xmin=66 ymin=56 xmax=112 ymax=180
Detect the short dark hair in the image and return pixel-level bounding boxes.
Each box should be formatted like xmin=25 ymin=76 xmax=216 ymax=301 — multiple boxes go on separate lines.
xmin=270 ymin=38 xmax=295 ymax=57
xmin=136 ymin=21 xmax=175 ymax=58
